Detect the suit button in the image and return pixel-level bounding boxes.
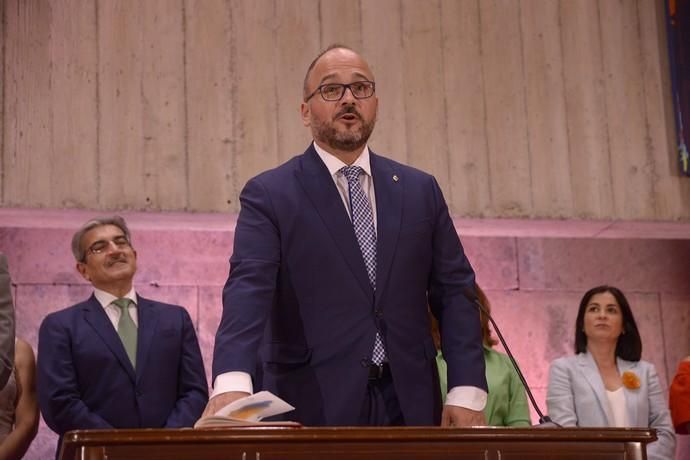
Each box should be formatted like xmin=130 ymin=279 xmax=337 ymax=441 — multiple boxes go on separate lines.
xmin=375 ymin=309 xmax=383 ymax=318
xmin=360 ymin=359 xmax=369 ymax=368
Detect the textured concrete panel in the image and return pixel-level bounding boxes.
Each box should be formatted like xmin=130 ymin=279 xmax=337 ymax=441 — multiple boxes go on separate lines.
xmin=484 ymin=289 xmax=582 ymax=391
xmin=454 ymin=217 xmax=690 ymax=239
xmin=661 ymin=293 xmax=690 ymax=380
xmin=133 ymin=230 xmax=233 ymax=286
xmin=624 ymin=292 xmax=668 ymax=389
xmin=0 ymin=226 xmax=234 ymax=287
xmin=197 ymin=285 xmax=224 ymax=389
xmin=0 ymin=228 xmax=83 ymax=284
xmin=528 ymin=387 xmax=547 ymax=425
xmin=462 ymin=237 xmax=518 ymax=289
xmin=518 ymin=238 xmax=690 ymax=294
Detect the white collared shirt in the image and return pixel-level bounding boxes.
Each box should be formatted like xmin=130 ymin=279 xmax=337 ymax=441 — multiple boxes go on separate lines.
xmin=93 ymin=287 xmax=139 ymax=329
xmin=312 ymin=142 xmax=377 ymax=229
xmin=606 ymin=387 xmax=630 ymax=427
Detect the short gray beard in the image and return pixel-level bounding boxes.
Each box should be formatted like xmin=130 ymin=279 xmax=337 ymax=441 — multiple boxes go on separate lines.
xmin=312 ymin=116 xmax=376 ymax=152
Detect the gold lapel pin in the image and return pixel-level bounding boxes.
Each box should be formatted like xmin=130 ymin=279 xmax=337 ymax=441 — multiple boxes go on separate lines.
xmin=393 ymin=174 xmax=399 ymax=182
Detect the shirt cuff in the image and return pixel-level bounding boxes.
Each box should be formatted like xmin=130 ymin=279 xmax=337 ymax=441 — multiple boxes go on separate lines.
xmin=211 ymin=371 xmax=253 ymax=398
xmin=445 ymin=386 xmax=487 ymax=411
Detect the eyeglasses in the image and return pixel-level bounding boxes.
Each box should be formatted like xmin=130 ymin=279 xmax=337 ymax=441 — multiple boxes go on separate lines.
xmin=305 ymin=80 xmax=376 ymax=102
xmin=85 ymin=236 xmax=131 ymax=258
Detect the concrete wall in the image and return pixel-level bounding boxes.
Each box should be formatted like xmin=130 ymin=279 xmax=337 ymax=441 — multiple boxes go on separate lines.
xmin=1 ymin=208 xmax=689 ymax=458
xmin=3 ymin=0 xmax=689 ymax=219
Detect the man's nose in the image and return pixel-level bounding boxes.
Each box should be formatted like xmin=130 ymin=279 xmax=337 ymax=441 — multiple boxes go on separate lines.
xmin=340 ymin=86 xmax=357 ymax=103
xmin=105 ymin=240 xmax=124 ymax=254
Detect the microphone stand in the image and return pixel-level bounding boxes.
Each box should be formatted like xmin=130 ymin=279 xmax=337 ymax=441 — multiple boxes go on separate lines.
xmin=471 ymin=297 xmax=560 ymax=427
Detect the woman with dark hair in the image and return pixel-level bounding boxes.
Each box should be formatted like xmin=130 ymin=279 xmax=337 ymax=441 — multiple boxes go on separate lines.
xmin=547 ymin=286 xmax=675 ymax=460
xmin=432 ymin=284 xmax=530 ymax=427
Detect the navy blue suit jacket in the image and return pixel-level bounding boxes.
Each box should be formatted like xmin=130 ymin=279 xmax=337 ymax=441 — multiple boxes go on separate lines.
xmin=213 ymin=145 xmax=486 ymax=425
xmin=37 ymin=294 xmax=208 ymax=439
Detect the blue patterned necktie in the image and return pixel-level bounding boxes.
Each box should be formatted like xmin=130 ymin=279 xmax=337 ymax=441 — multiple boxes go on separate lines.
xmin=340 ymin=166 xmax=387 ymax=365
xmin=112 ymin=298 xmax=137 ymax=368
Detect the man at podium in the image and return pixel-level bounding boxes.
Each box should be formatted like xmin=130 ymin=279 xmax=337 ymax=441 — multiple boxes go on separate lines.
xmin=205 ymin=45 xmax=487 ymax=428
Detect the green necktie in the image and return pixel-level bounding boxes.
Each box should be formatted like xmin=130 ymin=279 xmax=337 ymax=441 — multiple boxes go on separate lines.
xmin=112 ymin=298 xmax=137 ymax=368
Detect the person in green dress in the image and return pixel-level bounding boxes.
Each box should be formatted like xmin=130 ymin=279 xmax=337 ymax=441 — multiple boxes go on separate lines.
xmin=431 ymin=284 xmax=531 ymax=426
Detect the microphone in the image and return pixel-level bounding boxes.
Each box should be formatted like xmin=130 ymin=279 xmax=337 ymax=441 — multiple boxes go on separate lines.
xmin=467 ymin=292 xmax=560 ymax=428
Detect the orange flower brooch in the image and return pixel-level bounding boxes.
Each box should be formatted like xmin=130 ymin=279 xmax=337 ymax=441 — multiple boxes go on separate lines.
xmin=622 ymin=371 xmax=641 ymax=390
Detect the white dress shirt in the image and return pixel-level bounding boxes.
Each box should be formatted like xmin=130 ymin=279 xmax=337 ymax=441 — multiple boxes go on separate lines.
xmin=93 ymin=287 xmax=138 ymax=329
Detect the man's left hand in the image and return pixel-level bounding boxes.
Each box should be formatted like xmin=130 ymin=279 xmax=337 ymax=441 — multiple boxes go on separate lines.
xmin=441 ymin=405 xmax=486 ymax=427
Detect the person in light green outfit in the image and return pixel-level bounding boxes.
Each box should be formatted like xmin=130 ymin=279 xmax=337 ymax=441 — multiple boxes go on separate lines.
xmin=431 ymin=284 xmax=531 ymax=426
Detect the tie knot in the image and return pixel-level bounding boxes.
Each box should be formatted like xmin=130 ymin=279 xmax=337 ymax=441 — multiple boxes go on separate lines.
xmin=112 ymin=298 xmax=132 ymax=311
xmin=340 ymin=165 xmax=364 ymax=183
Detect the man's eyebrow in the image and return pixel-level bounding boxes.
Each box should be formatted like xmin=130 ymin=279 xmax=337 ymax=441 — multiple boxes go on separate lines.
xmin=90 ymin=235 xmax=127 ymax=245
xmin=317 ymin=72 xmax=338 ymax=86
xmin=318 ymin=71 xmax=372 ymax=85
xmin=351 ymin=71 xmax=371 ymax=81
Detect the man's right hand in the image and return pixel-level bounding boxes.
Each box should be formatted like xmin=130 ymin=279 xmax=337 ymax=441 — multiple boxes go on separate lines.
xmin=201 ymin=391 xmax=251 ymax=419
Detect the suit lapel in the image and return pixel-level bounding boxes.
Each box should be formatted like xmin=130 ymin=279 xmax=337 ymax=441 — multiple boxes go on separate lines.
xmin=578 ymin=352 xmax=613 ymax=424
xmin=370 ymin=152 xmax=402 ymax=307
xmin=618 ymin=358 xmax=639 ymax=425
xmin=82 ymin=295 xmax=136 ymax=382
xmin=296 ymin=146 xmax=373 ymax=298
xmin=135 ymin=296 xmax=159 ymax=381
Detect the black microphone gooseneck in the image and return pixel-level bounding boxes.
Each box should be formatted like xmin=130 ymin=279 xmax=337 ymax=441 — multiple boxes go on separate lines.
xmin=470 ymin=296 xmax=560 ymax=427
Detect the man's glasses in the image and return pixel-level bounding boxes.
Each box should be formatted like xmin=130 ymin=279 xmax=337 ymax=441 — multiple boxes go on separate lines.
xmin=85 ymin=236 xmax=131 ymax=258
xmin=305 ymin=81 xmax=376 ymax=102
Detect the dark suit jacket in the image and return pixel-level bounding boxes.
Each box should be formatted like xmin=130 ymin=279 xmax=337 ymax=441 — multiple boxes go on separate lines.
xmin=213 ymin=144 xmax=486 ymax=426
xmin=37 ymin=294 xmax=208 ymax=440
xmin=0 ymin=254 xmax=15 ymax=390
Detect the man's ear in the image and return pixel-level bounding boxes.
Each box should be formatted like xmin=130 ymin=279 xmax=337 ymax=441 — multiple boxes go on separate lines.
xmin=300 ymin=102 xmax=311 ymax=127
xmin=76 ymin=262 xmax=91 ymax=282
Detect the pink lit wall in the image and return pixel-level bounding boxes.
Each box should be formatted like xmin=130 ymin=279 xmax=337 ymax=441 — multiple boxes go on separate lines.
xmin=1 ymin=208 xmax=689 ymax=459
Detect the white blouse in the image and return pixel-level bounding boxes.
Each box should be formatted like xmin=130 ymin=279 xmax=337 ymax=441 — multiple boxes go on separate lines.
xmin=606 ymin=387 xmax=630 ymax=427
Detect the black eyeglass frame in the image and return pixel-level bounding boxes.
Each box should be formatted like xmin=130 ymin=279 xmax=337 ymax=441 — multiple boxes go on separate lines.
xmin=304 ymin=80 xmax=376 ymax=102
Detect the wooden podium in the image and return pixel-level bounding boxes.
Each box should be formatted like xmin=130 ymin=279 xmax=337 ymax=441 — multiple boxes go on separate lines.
xmin=59 ymin=426 xmax=656 ymax=460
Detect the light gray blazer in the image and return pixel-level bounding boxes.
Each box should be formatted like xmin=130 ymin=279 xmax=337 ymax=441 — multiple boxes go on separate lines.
xmin=0 ymin=254 xmax=15 ymax=389
xmin=547 ymin=352 xmax=675 ymax=460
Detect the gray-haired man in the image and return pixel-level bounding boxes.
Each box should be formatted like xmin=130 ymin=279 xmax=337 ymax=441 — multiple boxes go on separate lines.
xmin=37 ymin=216 xmax=208 ymax=456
